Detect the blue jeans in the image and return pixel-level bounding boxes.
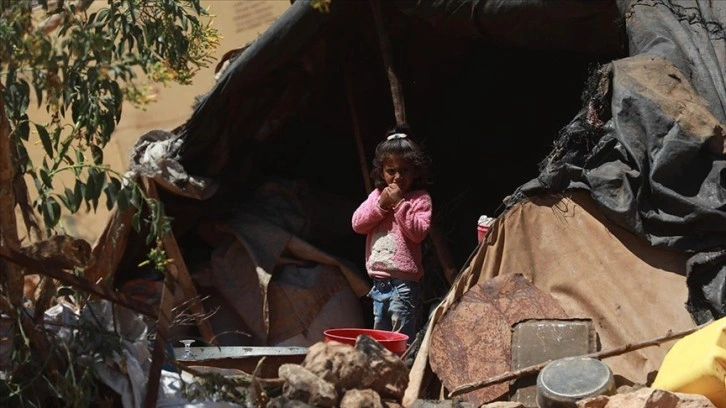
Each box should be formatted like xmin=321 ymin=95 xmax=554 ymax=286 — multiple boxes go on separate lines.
xmin=368 ymin=278 xmax=420 ymax=345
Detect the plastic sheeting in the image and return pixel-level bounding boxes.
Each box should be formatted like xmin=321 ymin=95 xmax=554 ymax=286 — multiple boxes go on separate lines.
xmin=405 ymin=192 xmax=696 ymax=406
xmin=393 ymin=0 xmax=625 ymax=54
xmin=508 ymin=0 xmax=726 ymax=324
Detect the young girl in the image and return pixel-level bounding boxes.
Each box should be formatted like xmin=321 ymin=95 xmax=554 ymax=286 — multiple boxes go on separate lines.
xmin=351 ymin=124 xmax=432 ymax=345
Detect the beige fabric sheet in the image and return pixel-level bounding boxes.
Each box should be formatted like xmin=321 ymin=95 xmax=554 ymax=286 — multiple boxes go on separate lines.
xmin=404 ymin=192 xmax=697 ymax=406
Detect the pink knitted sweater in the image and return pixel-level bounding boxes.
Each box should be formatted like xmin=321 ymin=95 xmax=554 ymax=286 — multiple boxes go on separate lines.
xmin=351 ymin=188 xmax=432 ymax=282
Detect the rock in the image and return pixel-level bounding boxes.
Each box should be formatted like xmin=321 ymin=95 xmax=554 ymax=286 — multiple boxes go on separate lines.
xmin=340 ymin=388 xmax=384 ymax=408
xmin=355 ymin=335 xmax=409 ymax=399
xmin=267 ymin=395 xmax=316 ymax=407
xmin=302 ymin=340 xmax=376 ymax=391
xmin=278 ymin=363 xmax=338 ymax=407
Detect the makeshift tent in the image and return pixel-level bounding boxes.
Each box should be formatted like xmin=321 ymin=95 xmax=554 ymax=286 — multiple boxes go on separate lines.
xmin=95 ymin=0 xmax=726 ymax=405
xmin=403 ymin=0 xmax=726 ymax=405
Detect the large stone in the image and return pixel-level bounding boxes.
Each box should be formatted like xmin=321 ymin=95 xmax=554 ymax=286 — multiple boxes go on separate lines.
xmin=355 ymin=335 xmax=409 ymax=399
xmin=301 ymin=340 xmax=376 ymax=391
xmin=340 ymin=388 xmax=384 ymax=408
xmin=278 ymin=363 xmax=338 ymax=407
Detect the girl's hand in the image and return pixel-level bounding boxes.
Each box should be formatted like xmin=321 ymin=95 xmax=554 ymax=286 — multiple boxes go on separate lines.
xmin=387 ymin=183 xmax=403 ymax=204
xmin=379 ymin=183 xmax=403 ymax=210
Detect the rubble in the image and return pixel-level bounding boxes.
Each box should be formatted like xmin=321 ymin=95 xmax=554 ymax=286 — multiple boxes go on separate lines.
xmin=578 ymin=387 xmax=716 ymax=408
xmin=272 ymin=335 xmax=408 ymax=407
xmin=265 ymin=334 xmax=720 ymax=408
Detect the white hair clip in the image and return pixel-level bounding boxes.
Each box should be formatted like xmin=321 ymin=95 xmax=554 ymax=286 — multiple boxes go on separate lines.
xmin=387 ymin=133 xmax=407 ymax=141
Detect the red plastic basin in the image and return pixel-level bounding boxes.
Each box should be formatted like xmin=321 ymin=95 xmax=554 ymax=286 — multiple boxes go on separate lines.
xmin=323 ymin=328 xmax=409 ymax=355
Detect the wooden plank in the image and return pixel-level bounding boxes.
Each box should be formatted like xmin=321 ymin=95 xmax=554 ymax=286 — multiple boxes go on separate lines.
xmin=141 ymin=177 xmax=217 ymax=345
xmin=87 ymin=206 xmax=133 ymax=285
xmin=144 ymin=258 xmax=175 ymax=408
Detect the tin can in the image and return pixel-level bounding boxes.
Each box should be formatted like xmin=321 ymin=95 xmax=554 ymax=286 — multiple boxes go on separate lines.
xmin=536 ymin=356 xmax=615 ymax=407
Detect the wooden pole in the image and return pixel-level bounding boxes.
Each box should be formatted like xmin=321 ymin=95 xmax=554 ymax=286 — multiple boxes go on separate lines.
xmin=368 ymin=0 xmax=457 ymax=288
xmin=141 ymin=177 xmax=217 ymax=345
xmin=345 ymin=72 xmax=373 ymax=193
xmin=369 ymin=0 xmax=406 ymax=126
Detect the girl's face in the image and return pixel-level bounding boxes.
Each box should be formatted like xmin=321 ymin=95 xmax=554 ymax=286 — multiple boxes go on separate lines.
xmin=382 ymin=154 xmax=414 ymax=193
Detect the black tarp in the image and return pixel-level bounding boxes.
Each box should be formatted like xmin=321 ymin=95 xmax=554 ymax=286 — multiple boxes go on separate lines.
xmin=508 ymin=0 xmax=726 ymax=323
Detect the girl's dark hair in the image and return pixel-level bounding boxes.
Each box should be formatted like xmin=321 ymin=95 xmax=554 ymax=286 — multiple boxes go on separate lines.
xmin=370 ymin=124 xmax=432 ymax=190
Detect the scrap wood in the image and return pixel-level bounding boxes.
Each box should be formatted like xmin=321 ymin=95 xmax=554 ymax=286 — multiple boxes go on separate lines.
xmin=87 ymin=205 xmax=134 ymax=285
xmin=0 ymin=245 xmax=157 ymax=318
xmin=141 ymin=176 xmax=217 ymax=345
xmin=448 ymin=322 xmax=709 ymax=398
xmin=142 ymin=176 xmax=219 ymax=408
xmin=144 ymin=237 xmax=177 ymax=408
xmin=170 ymin=357 xmax=286 ymax=390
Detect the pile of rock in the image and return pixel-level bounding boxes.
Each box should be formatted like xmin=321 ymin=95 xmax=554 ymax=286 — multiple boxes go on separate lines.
xmin=262 ymin=335 xmax=717 ymax=408
xmin=269 ymin=335 xmax=409 ymax=407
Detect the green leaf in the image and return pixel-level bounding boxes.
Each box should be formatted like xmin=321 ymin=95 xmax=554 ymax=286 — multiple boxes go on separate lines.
xmin=104 ymin=177 xmax=121 ymax=210
xmin=52 ymin=126 xmax=62 ymax=150
xmin=129 ymin=186 xmax=142 ymax=209
xmin=76 ymin=181 xmax=87 ymax=206
xmin=85 ymin=168 xmax=99 ymax=201
xmin=13 ymin=79 xmax=30 ymax=116
xmin=90 ymin=145 xmax=103 ymax=164
xmin=34 ymin=83 xmax=43 ymax=108
xmin=39 ymin=168 xmax=53 ymax=188
xmin=60 ymin=187 xmax=73 ymax=209
xmin=111 ymin=81 xmax=123 ymax=121
xmin=131 ymin=210 xmax=142 ymax=232
xmin=17 ymin=115 xmax=30 ymax=141
xmin=15 ymin=142 xmax=30 ymax=173
xmin=33 ymin=176 xmax=43 ymax=194
xmin=74 ymin=149 xmax=84 ymax=177
xmin=35 ymin=124 xmax=54 ymax=158
xmin=117 ymin=187 xmax=130 ymax=211
xmin=42 ymin=196 xmax=61 ymax=229
xmin=63 ymin=186 xmax=81 ymax=212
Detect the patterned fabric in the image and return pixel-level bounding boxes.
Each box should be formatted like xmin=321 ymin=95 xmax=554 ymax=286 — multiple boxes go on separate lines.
xmin=352 ymin=188 xmax=432 ymax=282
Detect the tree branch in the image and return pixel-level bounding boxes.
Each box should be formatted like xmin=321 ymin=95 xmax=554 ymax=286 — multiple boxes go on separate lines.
xmin=0 ymin=245 xmax=157 ymax=319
